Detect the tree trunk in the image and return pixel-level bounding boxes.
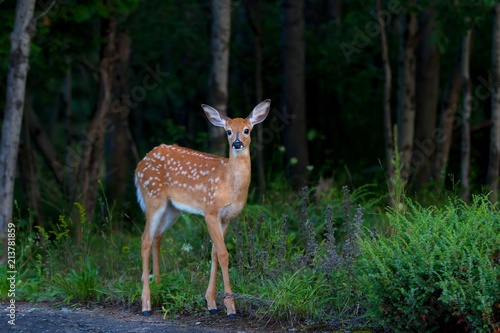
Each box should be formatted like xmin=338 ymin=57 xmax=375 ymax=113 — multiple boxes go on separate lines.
xmin=396 ymin=7 xmax=418 ymax=181
xmin=107 ymin=31 xmax=132 ymax=201
xmin=281 ymin=0 xmax=309 ymax=189
xmin=488 ymin=4 xmax=500 ymax=202
xmin=75 ymin=17 xmax=116 ymax=243
xmin=65 ymin=65 xmax=73 ymax=148
xmin=414 ymin=7 xmax=440 ymax=187
xmin=207 ymin=0 xmax=231 ymax=156
xmin=0 ymin=0 xmax=36 ymax=252
xmin=377 ymin=0 xmax=394 ymax=179
xmin=25 ymin=106 xmax=67 ymax=191
xmin=246 ymin=0 xmax=266 ymax=202
xmin=433 ymin=52 xmax=462 ymax=184
xmin=19 ymin=105 xmax=42 ymax=227
xmin=461 ymin=28 xmax=473 ymax=202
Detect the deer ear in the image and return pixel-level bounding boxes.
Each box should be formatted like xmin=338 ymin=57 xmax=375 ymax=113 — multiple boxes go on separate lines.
xmin=247 ymin=99 xmax=271 ymax=126
xmin=202 ymin=104 xmax=228 ymax=128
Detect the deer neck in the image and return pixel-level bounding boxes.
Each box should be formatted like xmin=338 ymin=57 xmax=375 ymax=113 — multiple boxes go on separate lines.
xmin=227 ymin=148 xmax=251 ymax=197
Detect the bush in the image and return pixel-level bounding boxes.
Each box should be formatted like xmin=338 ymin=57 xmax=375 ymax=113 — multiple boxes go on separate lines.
xmin=357 ymin=195 xmax=500 ymax=332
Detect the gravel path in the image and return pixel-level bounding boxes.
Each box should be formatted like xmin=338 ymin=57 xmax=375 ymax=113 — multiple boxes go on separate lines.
xmin=1 ymin=302 xmax=274 ymax=333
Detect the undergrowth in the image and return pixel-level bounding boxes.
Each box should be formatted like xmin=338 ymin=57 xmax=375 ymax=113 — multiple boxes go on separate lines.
xmin=1 ymin=184 xmax=373 ymax=330
xmin=4 ymin=183 xmax=498 ymax=332
xmin=357 ymin=195 xmax=500 ymax=332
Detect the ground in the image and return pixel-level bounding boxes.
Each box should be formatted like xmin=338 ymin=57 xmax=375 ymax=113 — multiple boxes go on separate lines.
xmin=1 ymin=302 xmax=316 ymax=333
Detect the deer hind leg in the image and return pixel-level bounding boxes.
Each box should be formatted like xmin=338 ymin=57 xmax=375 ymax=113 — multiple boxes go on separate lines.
xmin=205 ymin=218 xmax=235 ymax=318
xmin=152 ymin=201 xmax=181 ymax=285
xmin=205 ymin=243 xmax=219 ymax=314
xmin=141 ymin=202 xmax=167 ymax=316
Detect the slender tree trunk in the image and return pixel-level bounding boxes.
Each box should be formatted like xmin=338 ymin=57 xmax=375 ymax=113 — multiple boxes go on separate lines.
xmin=19 ymin=103 xmax=42 ymax=227
xmin=281 ymin=0 xmax=309 ymax=189
xmin=25 ymin=107 xmax=65 ymax=186
xmin=414 ymin=7 xmax=440 ymax=187
xmin=377 ymin=0 xmax=394 ymax=179
xmin=488 ymin=4 xmax=500 ymax=202
xmin=75 ymin=17 xmax=116 ymax=243
xmin=433 ymin=52 xmax=462 ymax=183
xmin=461 ymin=28 xmax=473 ymax=202
xmin=396 ymin=7 xmax=418 ymax=180
xmin=246 ymin=0 xmax=266 ymax=202
xmin=63 ymin=65 xmax=73 ymax=194
xmin=65 ymin=65 xmax=73 ymax=148
xmin=0 ymin=0 xmax=36 ymax=251
xmin=207 ymin=0 xmax=231 ymax=156
xmin=107 ymin=31 xmax=132 ymax=200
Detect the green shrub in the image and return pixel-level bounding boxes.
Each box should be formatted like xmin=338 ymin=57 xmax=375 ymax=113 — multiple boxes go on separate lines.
xmin=357 ymin=195 xmax=500 ymax=332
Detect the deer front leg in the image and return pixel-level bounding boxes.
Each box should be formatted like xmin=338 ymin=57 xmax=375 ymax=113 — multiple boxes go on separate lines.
xmin=205 ymin=217 xmax=235 ymax=318
xmin=141 ymin=232 xmax=153 ymax=316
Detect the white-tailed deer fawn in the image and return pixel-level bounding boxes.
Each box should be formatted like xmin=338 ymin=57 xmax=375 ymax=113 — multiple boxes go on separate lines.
xmin=135 ymin=100 xmax=271 ymax=318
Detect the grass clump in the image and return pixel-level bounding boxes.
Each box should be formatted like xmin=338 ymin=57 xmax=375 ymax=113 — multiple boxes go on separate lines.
xmin=357 ymin=195 xmax=500 ymax=332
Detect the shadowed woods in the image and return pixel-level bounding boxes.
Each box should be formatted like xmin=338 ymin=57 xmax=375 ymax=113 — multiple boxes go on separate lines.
xmin=1 ymin=0 xmax=499 ymax=332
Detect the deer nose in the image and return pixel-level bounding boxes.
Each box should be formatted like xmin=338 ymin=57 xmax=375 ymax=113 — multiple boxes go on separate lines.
xmin=232 ymin=139 xmax=243 ymax=150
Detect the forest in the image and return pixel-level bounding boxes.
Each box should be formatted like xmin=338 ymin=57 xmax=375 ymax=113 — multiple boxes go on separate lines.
xmin=1 ymin=0 xmax=499 ymax=332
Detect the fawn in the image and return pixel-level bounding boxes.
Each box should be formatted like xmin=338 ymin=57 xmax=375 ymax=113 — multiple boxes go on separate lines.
xmin=134 ymin=100 xmax=271 ymax=318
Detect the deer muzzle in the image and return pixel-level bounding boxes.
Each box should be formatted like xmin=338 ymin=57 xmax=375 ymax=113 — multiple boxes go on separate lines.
xmin=232 ymin=139 xmax=243 ymax=150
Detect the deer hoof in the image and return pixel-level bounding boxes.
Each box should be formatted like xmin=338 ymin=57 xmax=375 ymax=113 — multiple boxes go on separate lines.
xmin=208 ymin=308 xmax=218 ymax=315
xmin=227 ymin=313 xmax=236 ymax=319
xmin=142 ymin=310 xmax=151 ymax=317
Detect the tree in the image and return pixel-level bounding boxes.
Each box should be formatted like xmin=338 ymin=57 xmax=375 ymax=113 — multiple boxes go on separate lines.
xmin=414 ymin=7 xmax=440 ymax=187
xmin=487 ymin=3 xmax=500 ymax=202
xmin=207 ymin=0 xmax=231 ymax=156
xmin=19 ymin=100 xmax=43 ymax=227
xmin=74 ymin=17 xmax=117 ymax=243
xmin=246 ymin=0 xmax=266 ymax=202
xmin=106 ymin=30 xmax=137 ymax=200
xmin=377 ymin=0 xmax=394 ymax=179
xmin=281 ymin=0 xmax=309 ymax=189
xmin=396 ymin=4 xmax=418 ymax=181
xmin=0 ymin=0 xmax=36 ymax=255
xmin=461 ymin=27 xmax=473 ymax=202
xmin=433 ymin=52 xmax=462 ymax=184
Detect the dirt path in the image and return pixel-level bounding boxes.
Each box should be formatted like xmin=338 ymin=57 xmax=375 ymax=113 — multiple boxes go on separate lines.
xmin=1 ymin=302 xmax=288 ymax=333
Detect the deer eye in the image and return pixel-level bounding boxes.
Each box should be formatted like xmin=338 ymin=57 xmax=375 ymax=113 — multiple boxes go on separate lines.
xmin=244 ymin=129 xmax=249 ymax=135
xmin=227 ymin=130 xmax=232 ymax=136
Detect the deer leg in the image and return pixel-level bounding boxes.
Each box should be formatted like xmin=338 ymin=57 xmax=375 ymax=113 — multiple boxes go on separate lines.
xmin=205 ymin=217 xmax=235 ymax=318
xmin=152 ymin=202 xmax=181 ymax=285
xmin=220 ymin=221 xmax=235 ymax=317
xmin=205 ymin=243 xmax=219 ymax=314
xmin=141 ymin=231 xmax=153 ymax=316
xmin=152 ymin=232 xmax=164 ymax=285
xmin=141 ymin=203 xmax=167 ymax=316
